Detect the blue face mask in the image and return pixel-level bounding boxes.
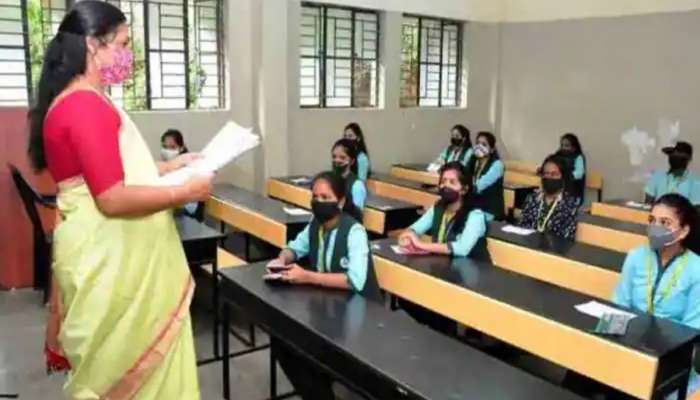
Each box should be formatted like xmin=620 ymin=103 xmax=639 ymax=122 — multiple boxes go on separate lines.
xmin=647 ymin=224 xmax=678 ymax=250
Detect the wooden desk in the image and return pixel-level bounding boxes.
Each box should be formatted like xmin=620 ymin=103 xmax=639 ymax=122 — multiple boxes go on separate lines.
xmin=591 ymin=200 xmax=651 ymax=225
xmin=372 ymin=239 xmax=698 ymax=400
xmin=266 ymin=176 xmax=420 ymax=236
xmin=219 ymin=262 xmax=584 ymax=400
xmin=391 ymin=163 xmax=438 ymax=186
xmin=577 ymin=214 xmax=647 ymax=253
xmin=207 ymin=183 xmax=309 ymax=249
xmin=487 ymin=221 xmax=626 ymax=301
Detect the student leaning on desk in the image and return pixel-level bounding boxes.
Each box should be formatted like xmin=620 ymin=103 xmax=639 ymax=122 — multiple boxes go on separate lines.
xmin=645 ymin=141 xmax=700 ymax=205
xmin=266 ymin=171 xmax=380 ymax=400
xmin=614 ymin=194 xmax=700 ymax=399
xmin=397 ymin=161 xmax=490 ymax=335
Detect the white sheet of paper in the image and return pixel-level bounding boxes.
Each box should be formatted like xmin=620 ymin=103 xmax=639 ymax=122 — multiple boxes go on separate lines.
xmin=426 ymin=163 xmax=441 ymax=173
xmin=157 ymin=121 xmax=260 ymax=186
xmin=290 ymin=177 xmax=311 ymax=185
xmin=501 ymin=225 xmax=536 ymax=236
xmin=625 ymin=201 xmax=651 ymax=210
xmin=283 ymin=207 xmax=312 ymax=216
xmin=574 ymin=301 xmax=636 ymax=320
xmin=391 ymin=245 xmax=407 ymax=255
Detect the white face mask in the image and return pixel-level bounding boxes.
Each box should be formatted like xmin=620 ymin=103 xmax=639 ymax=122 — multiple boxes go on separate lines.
xmin=474 ymin=143 xmax=490 ymax=158
xmin=161 ymin=148 xmax=180 ymax=161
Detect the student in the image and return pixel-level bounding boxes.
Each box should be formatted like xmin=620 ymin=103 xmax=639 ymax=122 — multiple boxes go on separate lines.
xmin=397 ymin=162 xmax=489 ymax=335
xmin=433 ymin=124 xmax=473 ymax=167
xmin=268 ymin=171 xmax=380 ymax=400
xmin=343 ymin=122 xmax=371 ymax=181
xmin=160 ymin=128 xmax=189 ymax=161
xmin=556 ymin=133 xmax=587 ymax=205
xmin=645 ymin=141 xmax=700 ymax=205
xmin=398 ymin=161 xmax=489 ymax=259
xmin=613 ymin=194 xmax=700 ymax=398
xmin=160 ymin=128 xmax=200 ymax=218
xmin=465 ymin=131 xmax=505 ymax=221
xmin=332 ymin=139 xmax=367 ymax=211
xmin=520 ymin=154 xmax=580 ymax=240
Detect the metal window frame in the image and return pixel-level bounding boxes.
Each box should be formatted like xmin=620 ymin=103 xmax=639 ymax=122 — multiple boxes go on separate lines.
xmin=300 ymin=1 xmax=379 ymax=109
xmin=401 ymin=14 xmax=463 ymax=108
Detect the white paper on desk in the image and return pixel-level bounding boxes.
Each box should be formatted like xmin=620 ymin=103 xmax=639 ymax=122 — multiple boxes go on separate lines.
xmin=283 ymin=207 xmax=312 ymax=216
xmin=426 ymin=163 xmax=441 ymax=173
xmin=157 ymin=121 xmax=260 ymax=186
xmin=290 ymin=177 xmax=311 ymax=185
xmin=501 ymin=225 xmax=536 ymax=236
xmin=626 ymin=201 xmax=652 ymax=210
xmin=575 ymin=301 xmax=636 ymax=320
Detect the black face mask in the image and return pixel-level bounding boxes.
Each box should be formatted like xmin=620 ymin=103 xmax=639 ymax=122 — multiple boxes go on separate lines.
xmin=669 ymin=155 xmax=689 ymax=172
xmin=451 ymin=138 xmax=462 ymax=147
xmin=439 ymin=187 xmax=461 ymax=204
xmin=542 ymin=178 xmax=564 ymax=195
xmin=311 ymin=200 xmax=340 ymax=224
xmin=333 ymin=162 xmax=349 ymax=175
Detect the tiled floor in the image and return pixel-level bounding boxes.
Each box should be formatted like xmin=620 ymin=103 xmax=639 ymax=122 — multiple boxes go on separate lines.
xmin=0 ymin=287 xmax=293 ymax=400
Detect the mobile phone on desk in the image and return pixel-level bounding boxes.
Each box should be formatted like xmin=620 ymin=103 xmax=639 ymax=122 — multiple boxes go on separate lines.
xmin=266 ymin=259 xmax=292 ymax=273
xmin=263 ymin=273 xmax=290 ymax=285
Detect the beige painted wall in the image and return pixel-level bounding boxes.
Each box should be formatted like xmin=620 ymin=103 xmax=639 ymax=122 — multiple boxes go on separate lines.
xmin=503 ymin=0 xmax=700 ymax=22
xmin=497 ymin=10 xmax=700 ymax=199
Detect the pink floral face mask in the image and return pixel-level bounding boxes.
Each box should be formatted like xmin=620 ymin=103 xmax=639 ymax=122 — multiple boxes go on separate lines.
xmin=99 ymin=47 xmax=134 ymax=86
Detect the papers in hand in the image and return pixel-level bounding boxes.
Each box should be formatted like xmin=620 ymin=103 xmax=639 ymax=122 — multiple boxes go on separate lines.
xmin=501 ymin=225 xmax=536 ymax=236
xmin=157 ymin=121 xmax=260 ymax=186
xmin=575 ymin=301 xmax=636 ymax=320
xmin=283 ymin=207 xmax=312 ymax=216
xmin=625 ymin=201 xmax=652 ymax=210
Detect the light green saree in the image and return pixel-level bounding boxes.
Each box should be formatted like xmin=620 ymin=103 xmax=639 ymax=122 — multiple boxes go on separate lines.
xmin=52 ymin=103 xmax=200 ymax=399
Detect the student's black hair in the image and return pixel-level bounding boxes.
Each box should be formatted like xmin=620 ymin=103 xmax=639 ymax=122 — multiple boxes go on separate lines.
xmin=451 ymin=124 xmax=472 ymax=148
xmin=344 ymin=122 xmax=369 ymax=159
xmin=311 ymin=171 xmax=363 ymax=222
xmin=28 ymin=1 xmax=126 ymax=171
xmin=438 ymin=161 xmax=475 ymax=235
xmin=560 ymin=133 xmax=584 ymax=156
xmin=475 ymin=131 xmax=500 ymax=159
xmin=332 ymin=138 xmax=360 ymax=176
xmin=653 ymin=194 xmax=700 ymax=254
xmin=161 ymin=129 xmax=189 ymax=154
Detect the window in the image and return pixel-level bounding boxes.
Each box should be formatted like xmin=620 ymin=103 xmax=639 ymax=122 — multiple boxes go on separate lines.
xmin=0 ymin=0 xmax=225 ymax=110
xmin=299 ymin=2 xmax=378 ymax=108
xmin=401 ymin=15 xmax=462 ymax=107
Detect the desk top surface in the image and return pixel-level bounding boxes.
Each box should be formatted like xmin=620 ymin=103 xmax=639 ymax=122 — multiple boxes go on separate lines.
xmin=488 ymin=221 xmax=627 ymax=272
xmin=211 ymin=183 xmax=311 ymax=225
xmin=372 ymin=239 xmax=699 ymax=358
xmin=272 ymin=176 xmax=420 ymax=212
xmin=175 ymin=215 xmax=225 ymax=242
xmin=579 ymin=213 xmax=647 ymax=235
xmin=219 ymin=263 xmax=584 ymax=400
xmin=379 ymin=169 xmax=536 ymax=191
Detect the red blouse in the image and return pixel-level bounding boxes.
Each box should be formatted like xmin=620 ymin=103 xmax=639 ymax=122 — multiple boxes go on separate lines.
xmin=44 ymin=91 xmax=124 ymax=197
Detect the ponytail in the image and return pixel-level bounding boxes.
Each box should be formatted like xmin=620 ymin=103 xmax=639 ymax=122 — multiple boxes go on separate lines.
xmin=28 ymin=32 xmax=87 ymax=171
xmin=27 ymin=0 xmax=126 ymax=171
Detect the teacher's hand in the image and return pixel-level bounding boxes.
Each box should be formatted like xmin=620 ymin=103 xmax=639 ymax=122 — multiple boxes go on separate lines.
xmin=182 ymin=173 xmax=213 ymax=202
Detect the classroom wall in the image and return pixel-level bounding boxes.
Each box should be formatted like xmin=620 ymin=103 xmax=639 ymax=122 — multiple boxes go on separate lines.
xmin=497 ymin=10 xmax=700 ymax=199
xmin=502 ymin=0 xmax=700 ymax=22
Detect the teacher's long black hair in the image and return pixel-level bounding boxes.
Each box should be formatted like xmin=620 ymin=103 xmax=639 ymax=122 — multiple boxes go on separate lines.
xmin=28 ymin=1 xmax=126 ymax=171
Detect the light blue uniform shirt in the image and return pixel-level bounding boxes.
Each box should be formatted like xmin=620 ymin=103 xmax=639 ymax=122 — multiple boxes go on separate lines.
xmin=356 ymin=152 xmax=370 ymax=181
xmin=473 ymin=158 xmax=505 ymax=221
xmin=438 ymin=146 xmax=473 ymax=166
xmin=645 ymin=170 xmax=700 ymax=205
xmin=408 ymin=206 xmax=487 ymax=257
xmin=573 ymin=155 xmax=585 ymax=180
xmin=613 ymin=246 xmax=700 ymax=397
xmin=351 ymin=179 xmax=367 ymax=209
xmin=287 ymin=221 xmax=370 ymax=292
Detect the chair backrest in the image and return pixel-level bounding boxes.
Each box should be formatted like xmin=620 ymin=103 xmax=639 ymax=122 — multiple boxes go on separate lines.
xmin=8 ymin=164 xmax=47 ymax=237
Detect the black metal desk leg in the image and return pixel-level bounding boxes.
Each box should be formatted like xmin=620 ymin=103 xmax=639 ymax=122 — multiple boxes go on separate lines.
xmin=213 ymin=260 xmax=220 ymax=358
xmin=270 ymin=339 xmax=277 ymax=399
xmin=222 ymin=303 xmax=231 ymax=400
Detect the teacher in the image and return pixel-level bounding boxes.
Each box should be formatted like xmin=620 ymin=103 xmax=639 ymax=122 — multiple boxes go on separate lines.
xmin=28 ymin=1 xmax=210 ymax=398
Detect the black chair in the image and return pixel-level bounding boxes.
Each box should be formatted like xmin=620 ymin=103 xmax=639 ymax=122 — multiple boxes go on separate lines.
xmin=8 ymin=163 xmax=56 ymax=303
